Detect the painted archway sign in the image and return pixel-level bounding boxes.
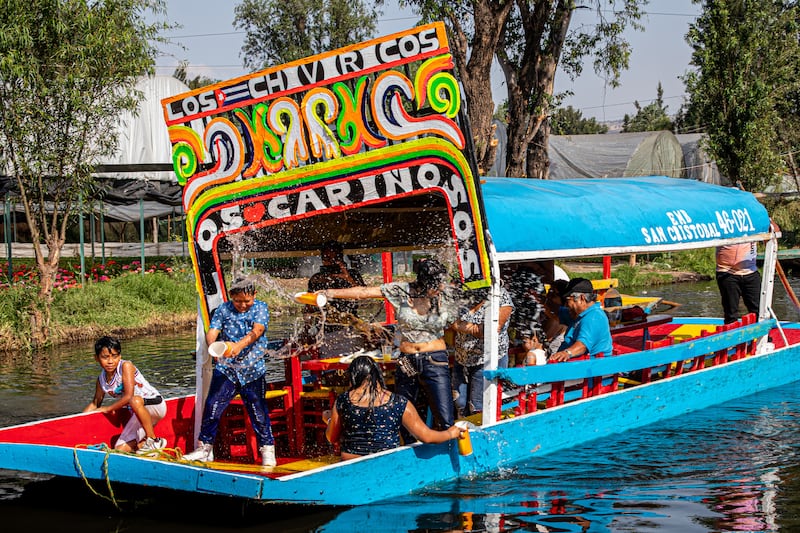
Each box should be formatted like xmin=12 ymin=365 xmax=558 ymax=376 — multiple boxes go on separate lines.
xmin=161 ymin=22 xmax=491 ymax=326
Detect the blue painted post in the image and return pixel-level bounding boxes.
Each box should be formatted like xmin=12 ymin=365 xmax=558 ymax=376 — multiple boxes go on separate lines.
xmin=139 ymin=198 xmax=145 ymax=277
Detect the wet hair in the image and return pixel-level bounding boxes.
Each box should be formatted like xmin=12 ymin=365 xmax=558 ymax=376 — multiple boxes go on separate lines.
xmin=229 ymin=277 xmax=255 ymax=296
xmin=320 ymin=240 xmax=344 ymax=254
xmin=506 ymin=266 xmax=546 ymax=331
xmin=550 ymin=279 xmax=568 ymax=298
xmin=464 ymin=287 xmax=490 ymax=308
xmin=95 ymin=335 xmax=121 ymax=356
xmin=411 ymin=258 xmax=448 ymax=294
xmin=347 ymin=355 xmax=387 ymax=407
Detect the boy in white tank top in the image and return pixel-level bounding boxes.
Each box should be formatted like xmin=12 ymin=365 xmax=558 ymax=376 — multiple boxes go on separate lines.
xmin=83 ymin=336 xmax=166 ymax=453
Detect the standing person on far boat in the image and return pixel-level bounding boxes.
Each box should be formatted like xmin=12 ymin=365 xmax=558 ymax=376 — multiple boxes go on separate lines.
xmin=715 ymin=242 xmax=760 ymax=324
xmin=83 ymin=336 xmax=167 ymax=454
xmin=319 ymin=258 xmax=459 ymax=434
xmin=325 ymin=356 xmax=463 ymax=460
xmin=183 ymin=278 xmax=277 ymax=467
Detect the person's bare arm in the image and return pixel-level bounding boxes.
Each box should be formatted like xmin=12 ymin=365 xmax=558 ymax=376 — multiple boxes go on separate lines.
xmin=549 ymin=340 xmax=588 ymax=362
xmin=82 ymin=380 xmax=105 ymax=413
xmin=229 ymin=322 xmax=265 ymax=356
xmin=325 ymin=405 xmax=341 ymax=444
xmin=205 ymin=327 xmax=220 ymax=347
xmin=321 ymin=286 xmax=383 ymax=300
xmin=401 ymin=402 xmax=462 ymax=443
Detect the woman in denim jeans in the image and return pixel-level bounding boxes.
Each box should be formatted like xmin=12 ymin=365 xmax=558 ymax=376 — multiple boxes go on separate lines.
xmin=319 ymin=258 xmax=458 ymax=435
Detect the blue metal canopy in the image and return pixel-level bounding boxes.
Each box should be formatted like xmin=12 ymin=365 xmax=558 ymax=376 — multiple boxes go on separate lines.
xmin=480 ymin=176 xmax=772 ymax=260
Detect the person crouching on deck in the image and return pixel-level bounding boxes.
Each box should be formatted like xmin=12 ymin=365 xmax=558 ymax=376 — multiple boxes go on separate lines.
xmin=183 ymin=278 xmax=277 ymax=467
xmin=325 ymin=356 xmax=463 ymax=460
xmin=549 ymin=278 xmax=613 ymax=362
xmin=83 ymin=336 xmax=167 ymax=453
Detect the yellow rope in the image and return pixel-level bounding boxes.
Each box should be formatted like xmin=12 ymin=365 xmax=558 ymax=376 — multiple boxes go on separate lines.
xmin=72 ymin=444 xmax=122 ymax=510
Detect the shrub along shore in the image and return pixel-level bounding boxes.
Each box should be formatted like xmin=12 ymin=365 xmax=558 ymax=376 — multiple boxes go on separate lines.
xmin=0 ymin=250 xmax=716 ymax=353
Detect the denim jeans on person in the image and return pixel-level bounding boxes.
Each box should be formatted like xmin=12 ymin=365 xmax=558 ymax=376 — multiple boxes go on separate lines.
xmin=197 ymin=369 xmax=274 ymax=447
xmin=453 ymin=354 xmax=508 ymax=415
xmin=395 ymin=350 xmax=454 ymax=434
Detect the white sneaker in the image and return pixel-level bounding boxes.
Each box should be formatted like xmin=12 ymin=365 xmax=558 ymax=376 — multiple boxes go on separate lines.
xmin=183 ymin=442 xmax=214 ymax=462
xmin=260 ymin=444 xmax=276 ymax=467
xmin=137 ymin=436 xmax=167 ymax=454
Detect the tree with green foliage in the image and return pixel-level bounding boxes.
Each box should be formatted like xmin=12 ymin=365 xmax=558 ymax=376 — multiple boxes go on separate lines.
xmin=550 ymin=105 xmax=608 ymax=135
xmin=0 ymin=0 xmax=166 ymax=348
xmin=499 ymin=1 xmax=645 ymax=178
xmin=683 ymin=0 xmax=800 ymax=192
xmin=622 ymin=82 xmax=673 ymax=132
xmin=406 ymin=1 xmax=645 ymax=178
xmin=173 ymin=61 xmax=220 ymax=90
xmin=234 ymin=0 xmax=382 ymax=69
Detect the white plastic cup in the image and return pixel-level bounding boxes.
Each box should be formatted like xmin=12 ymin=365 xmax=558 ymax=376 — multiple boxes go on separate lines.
xmin=381 ymin=343 xmax=393 ymax=362
xmin=209 ymin=341 xmax=231 ymax=358
xmin=526 ymin=348 xmax=547 ymax=366
xmin=294 ymin=291 xmax=328 ymax=307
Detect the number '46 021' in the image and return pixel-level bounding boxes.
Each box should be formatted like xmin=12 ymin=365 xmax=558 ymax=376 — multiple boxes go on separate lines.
xmin=715 ymin=209 xmax=755 ymax=234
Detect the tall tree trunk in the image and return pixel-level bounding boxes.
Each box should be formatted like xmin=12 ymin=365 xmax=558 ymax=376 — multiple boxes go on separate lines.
xmin=526 ymin=122 xmax=550 ymax=179
xmin=446 ymin=1 xmax=514 ymax=175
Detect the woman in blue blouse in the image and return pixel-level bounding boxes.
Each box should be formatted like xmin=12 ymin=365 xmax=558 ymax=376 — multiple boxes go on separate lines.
xmin=325 ymin=356 xmax=462 ymax=460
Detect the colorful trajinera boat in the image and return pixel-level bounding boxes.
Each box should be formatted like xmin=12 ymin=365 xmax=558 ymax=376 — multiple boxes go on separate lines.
xmin=0 ymin=22 xmax=798 ymax=507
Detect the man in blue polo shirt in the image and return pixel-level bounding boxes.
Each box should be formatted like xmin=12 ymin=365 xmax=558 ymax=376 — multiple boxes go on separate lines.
xmin=549 ymin=278 xmax=613 ymax=362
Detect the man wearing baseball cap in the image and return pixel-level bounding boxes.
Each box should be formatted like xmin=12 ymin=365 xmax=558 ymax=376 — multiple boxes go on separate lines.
xmin=549 ymin=277 xmax=613 ymax=362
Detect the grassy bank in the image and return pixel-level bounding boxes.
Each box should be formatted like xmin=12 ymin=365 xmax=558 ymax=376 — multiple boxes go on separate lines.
xmin=0 ymin=249 xmax=717 ymax=353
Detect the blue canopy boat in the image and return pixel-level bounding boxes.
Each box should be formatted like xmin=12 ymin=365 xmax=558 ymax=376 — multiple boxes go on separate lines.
xmin=0 ymin=22 xmax=797 ymax=507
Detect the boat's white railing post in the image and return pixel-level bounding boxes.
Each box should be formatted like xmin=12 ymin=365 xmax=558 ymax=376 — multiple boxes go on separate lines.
xmin=482 ymin=239 xmax=501 ymax=425
xmin=194 ymin=304 xmax=212 ymax=445
xmin=757 ymin=231 xmax=779 ymax=352
xmin=759 ymin=232 xmax=779 ymax=323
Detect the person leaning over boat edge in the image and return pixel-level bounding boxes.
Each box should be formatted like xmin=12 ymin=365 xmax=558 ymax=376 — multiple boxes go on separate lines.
xmin=324 ymin=356 xmax=463 ymax=460
xmin=549 ymin=278 xmax=613 ymax=362
xmin=83 ymin=335 xmax=167 ymax=454
xmin=183 ymin=277 xmax=277 ymax=467
xmin=317 ymin=257 xmax=459 ymax=434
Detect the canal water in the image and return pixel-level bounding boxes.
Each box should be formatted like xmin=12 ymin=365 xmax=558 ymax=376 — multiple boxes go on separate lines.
xmin=1 ymin=277 xmax=799 ymax=532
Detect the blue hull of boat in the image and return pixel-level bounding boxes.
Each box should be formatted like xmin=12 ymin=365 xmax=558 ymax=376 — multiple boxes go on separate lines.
xmin=1 ymin=335 xmax=798 ymax=506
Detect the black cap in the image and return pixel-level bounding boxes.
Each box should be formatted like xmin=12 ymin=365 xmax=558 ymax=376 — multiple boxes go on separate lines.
xmin=562 ymin=278 xmax=594 ymax=298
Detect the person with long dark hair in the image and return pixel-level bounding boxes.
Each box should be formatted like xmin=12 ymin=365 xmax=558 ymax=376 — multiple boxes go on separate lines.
xmin=325 ymin=356 xmax=462 ymax=460
xmin=318 ymin=257 xmax=458 ymax=433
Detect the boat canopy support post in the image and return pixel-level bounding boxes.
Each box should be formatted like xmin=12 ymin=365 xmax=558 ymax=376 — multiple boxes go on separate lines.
xmin=758 ymin=229 xmax=780 ymax=351
xmin=194 ymin=306 xmax=212 ymax=445
xmin=482 ymin=238 xmax=501 ymax=425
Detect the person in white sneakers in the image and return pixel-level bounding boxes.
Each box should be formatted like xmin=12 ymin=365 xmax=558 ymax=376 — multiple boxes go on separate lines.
xmin=183 ymin=278 xmax=277 ymax=467
xmin=83 ymin=336 xmax=167 ymax=454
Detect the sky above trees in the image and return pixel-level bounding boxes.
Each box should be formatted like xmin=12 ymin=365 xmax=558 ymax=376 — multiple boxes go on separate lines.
xmin=152 ymin=0 xmax=700 ymax=122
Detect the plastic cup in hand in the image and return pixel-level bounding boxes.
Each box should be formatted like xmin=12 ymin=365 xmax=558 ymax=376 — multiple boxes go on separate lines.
xmin=209 ymin=341 xmax=232 ymax=358
xmin=455 ymin=421 xmax=473 ymax=456
xmin=294 ymin=292 xmax=328 ymax=307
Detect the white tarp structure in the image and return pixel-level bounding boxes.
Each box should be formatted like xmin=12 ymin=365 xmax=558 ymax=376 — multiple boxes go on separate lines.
xmin=1 ymin=75 xmax=189 ymax=222
xmin=91 ymin=75 xmax=189 ymax=222
xmin=488 ymin=122 xmax=730 ymax=186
